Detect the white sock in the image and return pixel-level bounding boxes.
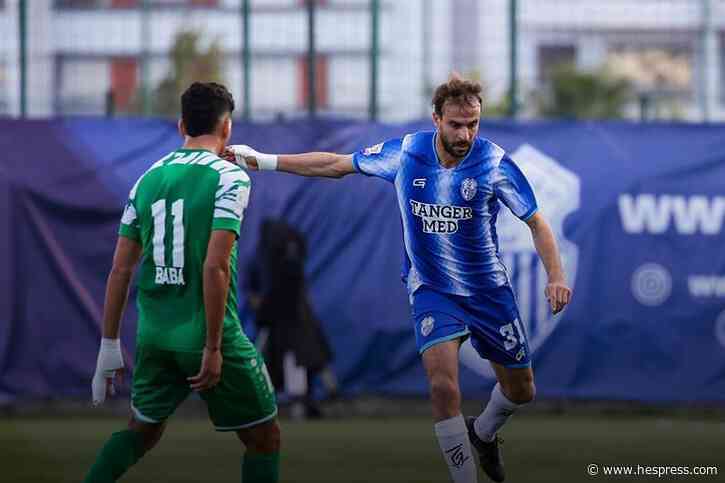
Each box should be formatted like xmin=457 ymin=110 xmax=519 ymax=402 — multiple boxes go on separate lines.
xmin=474 ymin=383 xmax=521 ymax=442
xmin=434 ymin=414 xmax=478 ymax=483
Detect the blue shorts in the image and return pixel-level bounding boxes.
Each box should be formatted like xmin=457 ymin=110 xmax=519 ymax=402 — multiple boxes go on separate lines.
xmin=411 ymin=285 xmax=531 ymax=368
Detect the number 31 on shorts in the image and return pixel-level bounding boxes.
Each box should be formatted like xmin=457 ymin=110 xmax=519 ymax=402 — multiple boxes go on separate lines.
xmin=500 ymin=319 xmax=525 ymax=351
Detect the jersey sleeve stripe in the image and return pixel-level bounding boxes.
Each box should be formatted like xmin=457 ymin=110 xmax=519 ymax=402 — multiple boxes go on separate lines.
xmin=215 ymin=198 xmax=243 ymax=213
xmin=207 ymin=159 xmax=229 ymax=170
xmin=218 ymin=169 xmax=249 ymax=184
xmin=217 ymin=194 xmax=238 ymax=204
xmin=120 ymin=202 xmax=137 ymax=225
xmin=129 ymin=159 xmax=165 ymax=199
xmin=217 ymin=165 xmax=241 ymax=175
xmin=216 ymin=181 xmax=248 ymax=200
xmin=216 ymin=177 xmax=250 ymax=198
xmin=214 ymin=207 xmax=242 ymax=219
xmin=215 ymin=204 xmax=241 ymax=216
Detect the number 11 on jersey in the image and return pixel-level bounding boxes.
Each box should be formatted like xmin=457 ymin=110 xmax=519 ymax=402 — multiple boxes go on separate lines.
xmin=151 ymin=198 xmax=186 ymax=286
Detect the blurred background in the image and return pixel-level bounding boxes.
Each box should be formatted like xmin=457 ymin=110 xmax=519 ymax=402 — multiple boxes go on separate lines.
xmin=2 ymin=0 xmax=725 ymax=121
xmin=1 ymin=1 xmax=724 ymax=482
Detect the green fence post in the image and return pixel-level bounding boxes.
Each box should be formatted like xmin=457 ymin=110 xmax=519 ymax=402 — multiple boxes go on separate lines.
xmin=306 ymin=0 xmax=317 ymax=118
xmin=421 ymin=0 xmax=432 ymax=117
xmin=18 ymin=0 xmax=28 ymax=118
xmin=369 ymin=0 xmax=380 ymax=121
xmin=242 ymin=0 xmax=251 ymax=121
xmin=508 ymin=0 xmax=519 ymax=118
xmin=140 ymin=0 xmax=151 ymax=116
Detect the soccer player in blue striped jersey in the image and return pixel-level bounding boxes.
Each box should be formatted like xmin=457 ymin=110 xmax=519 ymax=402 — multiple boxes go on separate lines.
xmin=228 ymin=75 xmax=571 ymax=483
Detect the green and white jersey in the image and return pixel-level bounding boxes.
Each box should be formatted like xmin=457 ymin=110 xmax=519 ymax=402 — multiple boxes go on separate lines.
xmin=119 ymin=148 xmax=253 ymax=352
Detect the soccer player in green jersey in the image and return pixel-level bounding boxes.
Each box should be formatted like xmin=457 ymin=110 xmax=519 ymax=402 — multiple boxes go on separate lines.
xmin=83 ymin=82 xmax=280 ymax=483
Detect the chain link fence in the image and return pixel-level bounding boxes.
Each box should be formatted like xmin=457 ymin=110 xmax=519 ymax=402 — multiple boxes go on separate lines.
xmin=0 ymin=0 xmax=723 ymax=121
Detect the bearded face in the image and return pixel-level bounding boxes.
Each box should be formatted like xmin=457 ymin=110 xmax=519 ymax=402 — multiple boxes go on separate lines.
xmin=433 ymin=99 xmax=481 ymax=161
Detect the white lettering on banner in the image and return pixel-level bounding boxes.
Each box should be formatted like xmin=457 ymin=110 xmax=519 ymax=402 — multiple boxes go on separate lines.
xmin=619 ymin=194 xmax=725 ymax=235
xmin=631 ymin=263 xmax=672 ymax=306
xmin=689 ymin=276 xmax=725 ymax=298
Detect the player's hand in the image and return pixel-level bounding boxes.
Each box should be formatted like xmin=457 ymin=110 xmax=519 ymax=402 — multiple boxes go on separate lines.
xmin=222 ymin=145 xmax=260 ymax=170
xmin=545 ymin=279 xmax=572 ymax=315
xmin=188 ymin=346 xmax=223 ymax=392
xmin=91 ymin=338 xmax=125 ymax=406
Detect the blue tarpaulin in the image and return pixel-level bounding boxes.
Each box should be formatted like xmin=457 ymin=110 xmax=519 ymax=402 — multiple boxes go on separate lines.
xmin=1 ymin=118 xmax=724 ymax=403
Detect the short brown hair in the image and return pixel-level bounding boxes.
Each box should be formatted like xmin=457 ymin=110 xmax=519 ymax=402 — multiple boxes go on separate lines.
xmin=432 ymin=73 xmax=483 ymax=117
xmin=181 ymin=82 xmax=235 ymax=137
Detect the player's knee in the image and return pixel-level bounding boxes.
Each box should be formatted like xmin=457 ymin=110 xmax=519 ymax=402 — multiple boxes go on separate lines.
xmin=128 ymin=419 xmax=165 ymax=455
xmin=264 ymin=421 xmax=281 ymax=452
xmin=505 ymin=380 xmax=536 ymax=405
xmin=429 ymin=375 xmax=461 ymax=409
xmin=242 ymin=420 xmax=281 ymax=454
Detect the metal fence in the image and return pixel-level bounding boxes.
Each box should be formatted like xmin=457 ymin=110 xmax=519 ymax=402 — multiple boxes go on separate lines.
xmin=1 ymin=0 xmax=724 ymax=121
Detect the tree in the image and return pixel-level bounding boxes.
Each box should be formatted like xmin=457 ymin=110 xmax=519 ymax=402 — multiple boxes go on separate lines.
xmin=606 ymin=49 xmax=691 ymax=120
xmin=537 ymin=64 xmax=632 ymax=119
xmin=458 ymin=69 xmax=511 ymax=119
xmin=481 ymin=89 xmax=512 ymax=119
xmin=152 ymin=31 xmax=225 ymax=117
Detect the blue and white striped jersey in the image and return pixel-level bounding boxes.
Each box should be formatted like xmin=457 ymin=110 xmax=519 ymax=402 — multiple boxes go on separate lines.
xmin=352 ymin=131 xmax=538 ymax=296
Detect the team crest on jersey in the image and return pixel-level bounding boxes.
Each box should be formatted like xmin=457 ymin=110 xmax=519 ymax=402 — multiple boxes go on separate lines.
xmin=363 ymin=143 xmax=384 ymax=156
xmin=460 ymin=178 xmax=478 ymax=201
xmin=459 ymin=144 xmax=580 ymax=379
xmin=420 ymin=316 xmax=435 ymax=337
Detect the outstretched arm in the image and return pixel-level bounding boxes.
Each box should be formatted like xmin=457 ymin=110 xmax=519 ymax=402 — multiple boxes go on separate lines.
xmin=278 ymin=152 xmax=354 ymax=178
xmin=224 ymin=145 xmax=354 ymax=178
xmin=525 ymin=212 xmax=572 ymax=314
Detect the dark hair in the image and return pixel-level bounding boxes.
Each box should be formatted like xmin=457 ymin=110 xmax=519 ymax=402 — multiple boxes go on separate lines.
xmin=181 ymin=82 xmax=235 ymax=137
xmin=432 ymin=73 xmax=483 ymax=117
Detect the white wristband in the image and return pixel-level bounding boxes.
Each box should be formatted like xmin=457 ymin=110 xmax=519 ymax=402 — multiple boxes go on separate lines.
xmin=256 ymin=153 xmax=279 ymax=171
xmin=100 ymin=338 xmax=121 ymax=350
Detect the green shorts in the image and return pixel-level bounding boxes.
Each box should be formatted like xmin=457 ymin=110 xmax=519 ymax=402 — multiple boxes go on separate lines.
xmin=130 ymin=341 xmax=277 ymax=431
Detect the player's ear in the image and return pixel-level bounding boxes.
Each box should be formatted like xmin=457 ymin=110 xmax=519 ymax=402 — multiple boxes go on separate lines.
xmin=221 ymin=116 xmax=232 ymax=141
xmin=178 ymin=119 xmax=187 ymax=138
xmin=432 ymin=111 xmax=441 ymax=129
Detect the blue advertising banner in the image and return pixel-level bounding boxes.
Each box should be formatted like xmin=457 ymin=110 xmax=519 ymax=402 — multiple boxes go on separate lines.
xmin=1 ymin=119 xmax=723 ymax=403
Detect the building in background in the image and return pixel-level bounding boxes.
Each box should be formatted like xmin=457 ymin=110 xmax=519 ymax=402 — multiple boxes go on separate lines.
xmin=472 ymin=0 xmax=725 ymax=121
xmin=0 ymin=0 xmax=723 ymax=121
xmin=0 ymin=0 xmax=398 ymax=119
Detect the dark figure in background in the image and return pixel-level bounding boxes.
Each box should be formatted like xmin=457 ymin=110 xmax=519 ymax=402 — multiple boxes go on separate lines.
xmin=248 ymin=219 xmax=337 ymax=418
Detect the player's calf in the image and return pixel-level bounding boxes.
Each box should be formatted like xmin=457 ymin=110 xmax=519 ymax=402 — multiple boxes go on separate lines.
xmin=83 ymin=418 xmax=167 ymax=483
xmin=500 ymin=378 xmax=535 ymax=405
xmin=422 ymin=343 xmax=477 ymax=482
xmin=237 ymin=419 xmax=281 ymax=483
xmin=429 ymin=373 xmax=462 ymax=420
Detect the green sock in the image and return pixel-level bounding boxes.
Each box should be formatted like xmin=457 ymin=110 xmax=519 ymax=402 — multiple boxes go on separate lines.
xmin=242 ymin=452 xmax=280 ymax=483
xmin=83 ymin=430 xmax=145 ymax=483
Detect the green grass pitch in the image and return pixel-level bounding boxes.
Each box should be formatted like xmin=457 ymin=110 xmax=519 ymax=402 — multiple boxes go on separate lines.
xmin=1 ymin=413 xmax=723 ymax=482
